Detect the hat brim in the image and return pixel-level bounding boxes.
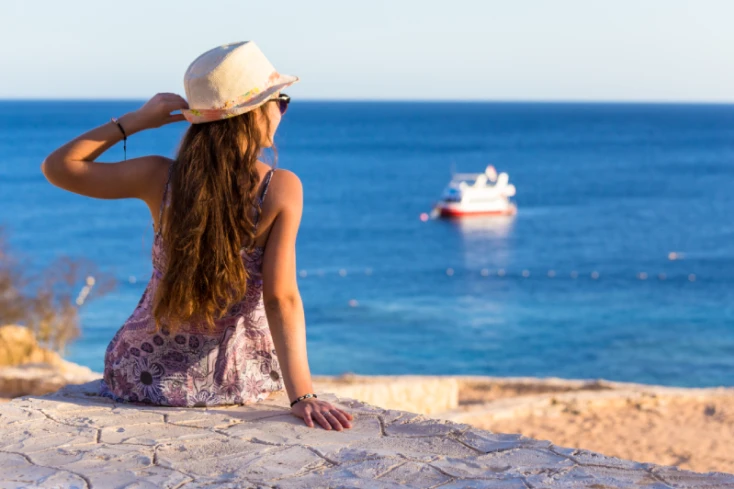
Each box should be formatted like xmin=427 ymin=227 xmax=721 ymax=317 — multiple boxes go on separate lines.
xmin=181 ymin=74 xmax=299 ymax=124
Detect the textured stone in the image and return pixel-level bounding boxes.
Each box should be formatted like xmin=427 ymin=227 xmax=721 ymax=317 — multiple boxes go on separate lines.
xmin=82 ymin=464 xmax=190 ymax=489
xmin=0 ymin=419 xmax=97 ymax=453
xmin=325 ymin=434 xmax=480 ymax=464
xmin=0 ymin=404 xmax=47 ymax=424
xmin=650 ymin=465 xmax=734 ymax=488
xmin=222 ymin=411 xmax=383 ymax=450
xmin=99 ymin=422 xmax=215 ymax=446
xmin=166 ymin=409 xmax=271 ymax=429
xmin=432 ymin=448 xmax=573 ymax=478
xmin=0 ymin=452 xmax=89 ymax=489
xmin=384 ymin=414 xmax=467 ymax=438
xmin=552 ymin=446 xmax=647 ymax=470
xmin=377 ymin=461 xmax=454 ymax=487
xmin=156 ymin=438 xmax=323 ymax=483
xmin=42 ymin=407 xmax=164 ymax=429
xmin=522 ymin=464 xmax=671 ymax=489
xmin=437 ymin=478 xmax=529 ymax=489
xmin=0 ymin=380 xmax=730 ymax=489
xmin=456 ymin=429 xmax=551 ymax=453
xmin=275 ymin=473 xmax=409 ymax=489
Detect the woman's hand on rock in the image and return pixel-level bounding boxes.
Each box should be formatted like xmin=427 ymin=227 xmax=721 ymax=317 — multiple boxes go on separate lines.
xmin=291 ymin=398 xmax=354 ymax=431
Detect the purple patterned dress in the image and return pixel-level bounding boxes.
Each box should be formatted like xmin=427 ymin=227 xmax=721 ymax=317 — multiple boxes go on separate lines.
xmin=100 ymin=169 xmax=285 ymax=407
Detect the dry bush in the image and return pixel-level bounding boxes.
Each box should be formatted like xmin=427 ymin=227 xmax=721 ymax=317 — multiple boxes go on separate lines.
xmin=0 ymin=230 xmax=115 ymax=354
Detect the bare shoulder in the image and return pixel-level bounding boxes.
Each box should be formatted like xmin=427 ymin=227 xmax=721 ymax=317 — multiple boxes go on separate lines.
xmin=269 ymin=169 xmax=303 ymax=209
xmin=256 ymin=168 xmax=302 ymax=247
xmin=141 ymin=155 xmax=175 ymax=199
xmin=149 ymin=155 xmax=175 ymax=176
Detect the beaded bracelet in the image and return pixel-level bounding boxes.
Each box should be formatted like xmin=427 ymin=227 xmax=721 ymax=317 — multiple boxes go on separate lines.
xmin=110 ymin=117 xmax=127 ymax=160
xmin=290 ymin=393 xmax=317 ymax=408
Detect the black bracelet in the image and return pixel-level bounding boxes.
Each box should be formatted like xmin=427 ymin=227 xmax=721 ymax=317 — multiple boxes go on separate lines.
xmin=290 ymin=393 xmax=317 ymax=408
xmin=110 ymin=117 xmax=127 ymax=161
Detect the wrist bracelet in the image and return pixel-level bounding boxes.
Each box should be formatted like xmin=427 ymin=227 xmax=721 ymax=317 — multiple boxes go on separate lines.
xmin=110 ymin=117 xmax=127 ymax=161
xmin=290 ymin=393 xmax=317 ymax=408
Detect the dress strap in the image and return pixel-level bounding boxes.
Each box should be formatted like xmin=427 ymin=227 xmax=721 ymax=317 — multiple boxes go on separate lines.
xmin=155 ymin=163 xmax=174 ymax=237
xmin=254 ymin=168 xmax=276 ymax=228
xmin=259 ymin=168 xmax=276 ymax=206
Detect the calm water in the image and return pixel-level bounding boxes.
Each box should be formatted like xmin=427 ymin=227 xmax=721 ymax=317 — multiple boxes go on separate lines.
xmin=1 ymin=101 xmax=733 ymax=387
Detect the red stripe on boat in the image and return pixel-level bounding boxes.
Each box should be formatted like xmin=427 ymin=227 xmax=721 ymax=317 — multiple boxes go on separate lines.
xmin=437 ymin=207 xmax=516 ymax=217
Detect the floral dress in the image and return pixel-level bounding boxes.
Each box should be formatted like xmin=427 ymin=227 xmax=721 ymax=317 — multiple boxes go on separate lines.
xmin=100 ymin=169 xmax=284 ymax=407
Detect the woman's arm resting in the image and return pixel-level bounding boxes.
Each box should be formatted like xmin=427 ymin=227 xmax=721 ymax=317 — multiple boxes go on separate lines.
xmin=262 ymin=171 xmax=353 ymax=430
xmin=41 ymin=93 xmax=188 ymax=200
xmin=262 ymin=171 xmax=312 ymax=400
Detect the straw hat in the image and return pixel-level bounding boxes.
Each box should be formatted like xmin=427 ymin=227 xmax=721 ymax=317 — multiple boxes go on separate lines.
xmin=181 ymin=41 xmax=299 ymax=124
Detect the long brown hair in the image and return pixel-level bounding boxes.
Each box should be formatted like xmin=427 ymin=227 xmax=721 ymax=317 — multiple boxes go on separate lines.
xmin=152 ymin=108 xmax=271 ymax=331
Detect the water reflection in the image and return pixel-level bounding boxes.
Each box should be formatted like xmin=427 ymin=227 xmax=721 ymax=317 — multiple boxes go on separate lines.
xmin=448 ymin=215 xmax=515 ymax=239
xmin=446 ymin=215 xmax=516 ymax=270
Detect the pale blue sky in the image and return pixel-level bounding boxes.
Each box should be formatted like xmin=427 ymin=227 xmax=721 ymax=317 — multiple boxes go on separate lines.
xmin=3 ymin=0 xmax=733 ymax=101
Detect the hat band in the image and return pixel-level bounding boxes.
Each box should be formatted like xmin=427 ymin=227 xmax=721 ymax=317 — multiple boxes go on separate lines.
xmin=183 ymin=71 xmax=295 ymax=124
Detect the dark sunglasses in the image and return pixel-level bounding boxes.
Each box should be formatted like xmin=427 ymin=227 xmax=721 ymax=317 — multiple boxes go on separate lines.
xmin=270 ymin=93 xmax=291 ymax=115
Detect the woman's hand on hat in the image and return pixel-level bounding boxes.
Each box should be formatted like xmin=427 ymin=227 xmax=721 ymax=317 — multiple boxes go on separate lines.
xmin=291 ymin=398 xmax=354 ymax=431
xmin=122 ymin=93 xmax=190 ymax=133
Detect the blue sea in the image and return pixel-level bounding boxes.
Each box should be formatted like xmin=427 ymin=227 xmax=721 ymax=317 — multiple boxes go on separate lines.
xmin=1 ymin=101 xmax=733 ymax=388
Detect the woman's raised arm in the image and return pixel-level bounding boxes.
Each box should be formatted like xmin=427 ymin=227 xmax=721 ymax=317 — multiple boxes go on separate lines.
xmin=41 ymin=93 xmax=188 ymax=200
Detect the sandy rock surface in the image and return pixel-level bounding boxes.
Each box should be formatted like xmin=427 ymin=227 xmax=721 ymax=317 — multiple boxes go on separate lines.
xmin=0 ymin=325 xmax=64 ymax=367
xmin=0 ymin=325 xmax=101 ymax=399
xmin=477 ymin=393 xmax=734 ymax=474
xmin=0 ymin=362 xmax=101 ymax=398
xmin=1 ymin=380 xmax=732 ymax=488
xmin=439 ymin=376 xmax=734 ymax=475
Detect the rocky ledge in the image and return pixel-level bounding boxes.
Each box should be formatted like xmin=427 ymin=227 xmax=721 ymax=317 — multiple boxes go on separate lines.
xmin=0 ymin=325 xmax=100 ymax=398
xmin=1 ymin=381 xmax=733 ymax=489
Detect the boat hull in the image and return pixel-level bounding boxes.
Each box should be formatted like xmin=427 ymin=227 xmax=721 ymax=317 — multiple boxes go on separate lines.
xmin=436 ymin=203 xmax=517 ymax=218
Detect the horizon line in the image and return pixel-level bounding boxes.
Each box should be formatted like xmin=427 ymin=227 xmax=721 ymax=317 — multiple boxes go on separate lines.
xmin=1 ymin=97 xmax=734 ymax=106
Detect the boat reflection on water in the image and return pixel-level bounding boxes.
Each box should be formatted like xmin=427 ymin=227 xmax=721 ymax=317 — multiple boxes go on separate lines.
xmin=445 ymin=214 xmax=516 ymax=272
xmin=447 ymin=214 xmax=516 ymax=239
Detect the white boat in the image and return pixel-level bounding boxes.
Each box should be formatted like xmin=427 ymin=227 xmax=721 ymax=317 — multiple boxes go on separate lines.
xmin=435 ymin=165 xmax=516 ymax=218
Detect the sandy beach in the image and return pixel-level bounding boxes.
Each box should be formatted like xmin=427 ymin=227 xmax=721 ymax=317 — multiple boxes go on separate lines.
xmin=446 ymin=377 xmax=734 ymax=474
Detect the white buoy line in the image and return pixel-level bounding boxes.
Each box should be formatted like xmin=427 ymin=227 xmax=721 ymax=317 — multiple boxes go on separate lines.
xmin=289 ymin=268 xmax=699 ymax=282
xmin=119 ymin=251 xmax=697 ymax=285
xmin=120 ymin=268 xmax=702 ymax=284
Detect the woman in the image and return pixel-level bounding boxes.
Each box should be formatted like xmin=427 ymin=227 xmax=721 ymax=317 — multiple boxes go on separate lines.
xmin=42 ymin=41 xmax=353 ymax=431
